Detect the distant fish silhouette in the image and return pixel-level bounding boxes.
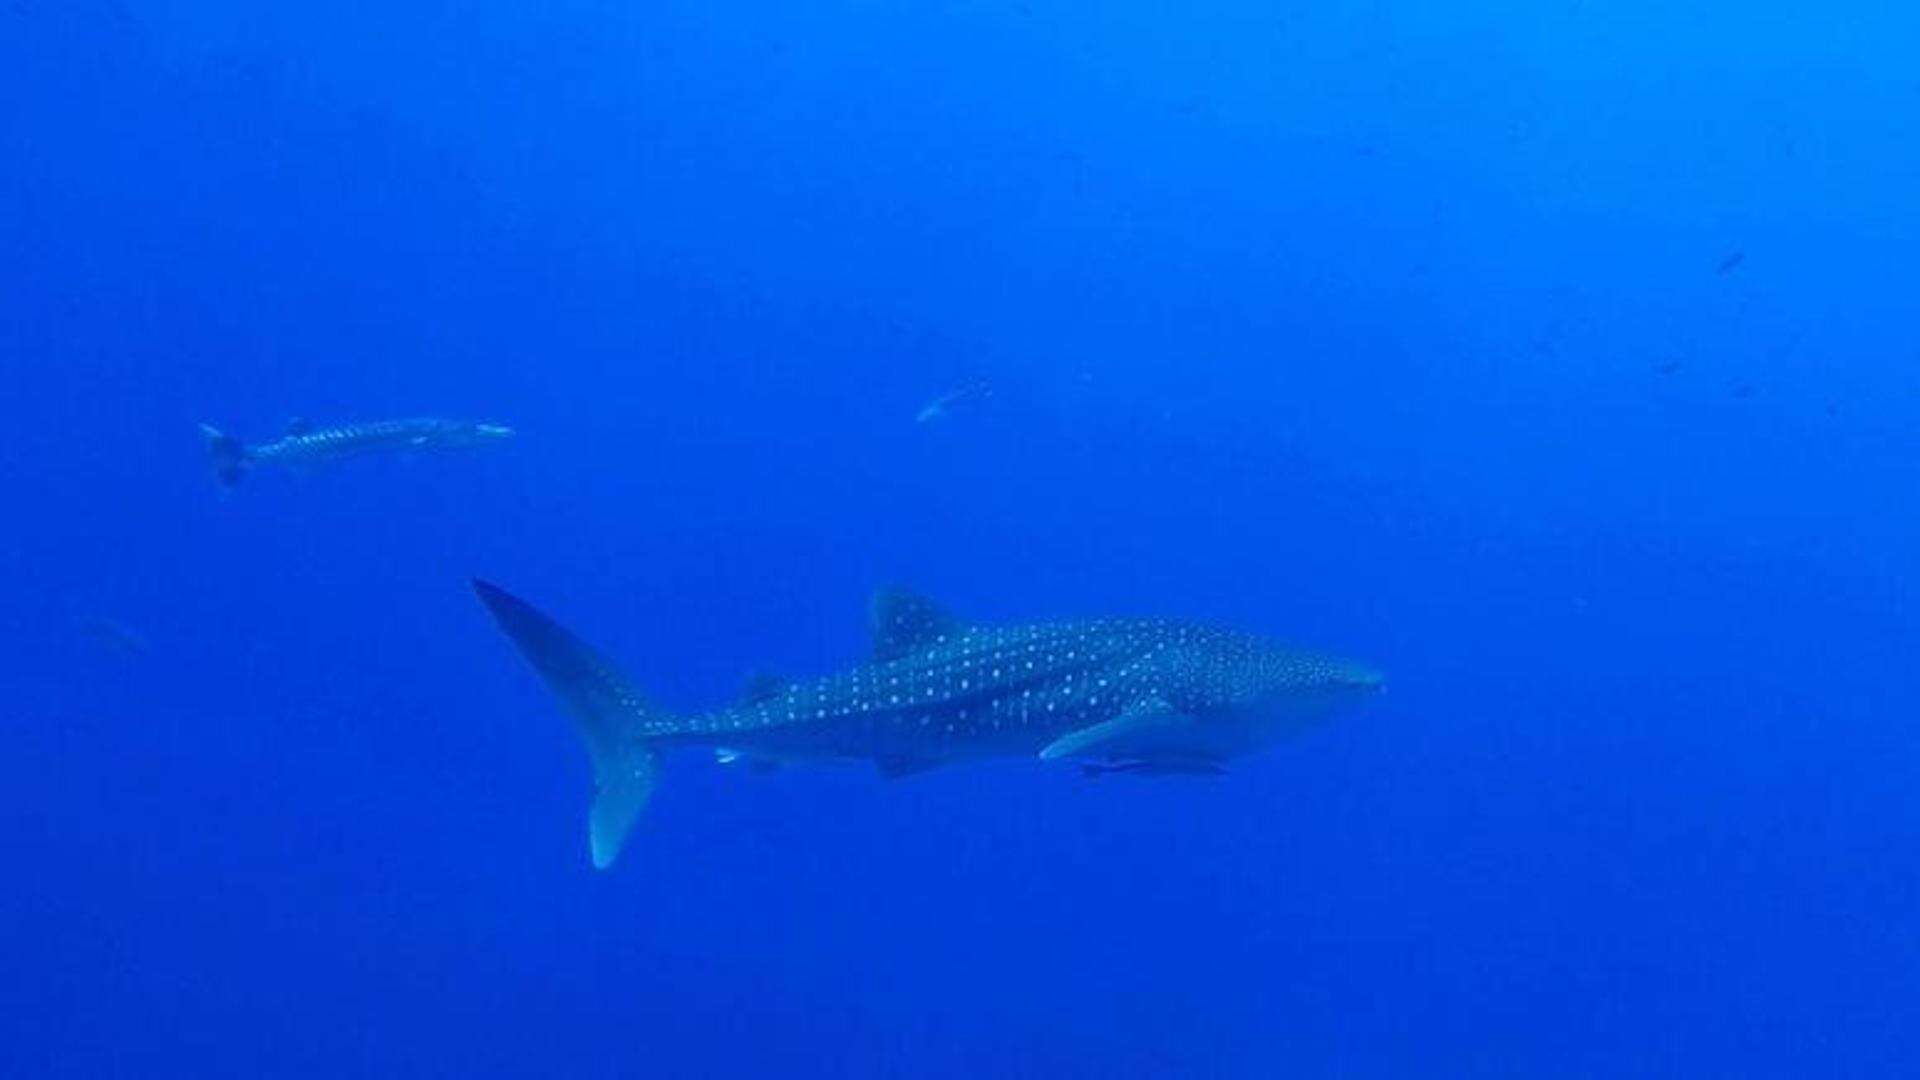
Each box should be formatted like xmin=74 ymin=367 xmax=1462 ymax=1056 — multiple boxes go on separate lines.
xmin=915 ymin=381 xmax=991 ymax=425
xmin=1730 ymin=381 xmax=1758 ymax=399
xmin=74 ymin=615 xmax=150 ymax=656
xmin=1654 ymin=360 xmax=1683 ymax=376
xmin=1715 ymin=251 xmax=1746 ymax=275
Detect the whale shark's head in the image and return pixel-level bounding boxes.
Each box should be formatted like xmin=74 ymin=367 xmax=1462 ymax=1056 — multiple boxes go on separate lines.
xmin=1158 ymin=631 xmax=1383 ymax=756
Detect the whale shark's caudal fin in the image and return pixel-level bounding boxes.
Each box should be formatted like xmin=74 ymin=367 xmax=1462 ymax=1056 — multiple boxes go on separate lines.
xmin=198 ymin=423 xmax=248 ymax=487
xmin=471 ymin=579 xmax=664 ymax=869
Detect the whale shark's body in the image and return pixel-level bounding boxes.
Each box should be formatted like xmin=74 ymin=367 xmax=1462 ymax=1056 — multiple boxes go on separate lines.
xmin=473 ymin=580 xmax=1383 ymax=868
xmin=198 ymin=417 xmax=513 ymax=486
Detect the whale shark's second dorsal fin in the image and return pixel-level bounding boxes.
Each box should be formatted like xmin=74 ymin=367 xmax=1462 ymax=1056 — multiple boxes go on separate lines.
xmin=740 ymin=671 xmax=790 ymax=704
xmin=870 ymin=587 xmax=960 ymax=661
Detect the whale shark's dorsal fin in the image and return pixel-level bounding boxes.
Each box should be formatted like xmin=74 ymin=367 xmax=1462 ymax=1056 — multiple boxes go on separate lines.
xmin=740 ymin=671 xmax=790 ymax=704
xmin=284 ymin=417 xmax=312 ymax=436
xmin=870 ymin=587 xmax=961 ymax=661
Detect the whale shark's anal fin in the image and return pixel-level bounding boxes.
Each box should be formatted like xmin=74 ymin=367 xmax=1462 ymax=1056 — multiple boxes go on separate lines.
xmin=1038 ymin=698 xmax=1192 ymax=761
xmin=472 ymin=578 xmax=666 ymax=869
xmin=870 ymin=587 xmax=961 ymax=661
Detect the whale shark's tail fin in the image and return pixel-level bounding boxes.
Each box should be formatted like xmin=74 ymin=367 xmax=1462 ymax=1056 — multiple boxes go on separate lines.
xmin=197 ymin=423 xmax=248 ymax=487
xmin=471 ymin=579 xmax=663 ymax=869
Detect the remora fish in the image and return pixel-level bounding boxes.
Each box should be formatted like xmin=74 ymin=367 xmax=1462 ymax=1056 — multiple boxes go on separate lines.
xmin=472 ymin=579 xmax=1383 ymax=868
xmin=197 ymin=417 xmax=513 ymax=486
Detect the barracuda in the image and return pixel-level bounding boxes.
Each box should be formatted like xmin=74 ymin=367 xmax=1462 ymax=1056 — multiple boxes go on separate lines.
xmin=197 ymin=417 xmax=513 ymax=486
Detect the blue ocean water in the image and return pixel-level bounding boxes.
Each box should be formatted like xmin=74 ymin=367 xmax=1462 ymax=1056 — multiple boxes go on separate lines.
xmin=4 ymin=1 xmax=1917 ymax=1075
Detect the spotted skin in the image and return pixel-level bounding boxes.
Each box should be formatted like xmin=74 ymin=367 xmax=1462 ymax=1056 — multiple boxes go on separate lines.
xmin=669 ymin=617 xmax=1379 ymax=765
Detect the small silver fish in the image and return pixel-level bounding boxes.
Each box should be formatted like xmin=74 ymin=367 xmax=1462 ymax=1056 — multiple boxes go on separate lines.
xmin=915 ymin=381 xmax=990 ymax=424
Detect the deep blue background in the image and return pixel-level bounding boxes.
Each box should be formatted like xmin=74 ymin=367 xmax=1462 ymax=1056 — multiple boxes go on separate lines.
xmin=4 ymin=2 xmax=1917 ymax=1076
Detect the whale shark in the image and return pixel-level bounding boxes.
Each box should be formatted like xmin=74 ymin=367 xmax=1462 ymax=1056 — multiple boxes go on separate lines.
xmin=198 ymin=417 xmax=513 ymax=486
xmin=472 ymin=579 xmax=1383 ymax=868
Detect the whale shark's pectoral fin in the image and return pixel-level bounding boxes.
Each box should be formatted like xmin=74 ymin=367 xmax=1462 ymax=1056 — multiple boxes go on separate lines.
xmin=1038 ymin=698 xmax=1192 ymax=761
xmin=875 ymin=754 xmax=944 ymax=780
